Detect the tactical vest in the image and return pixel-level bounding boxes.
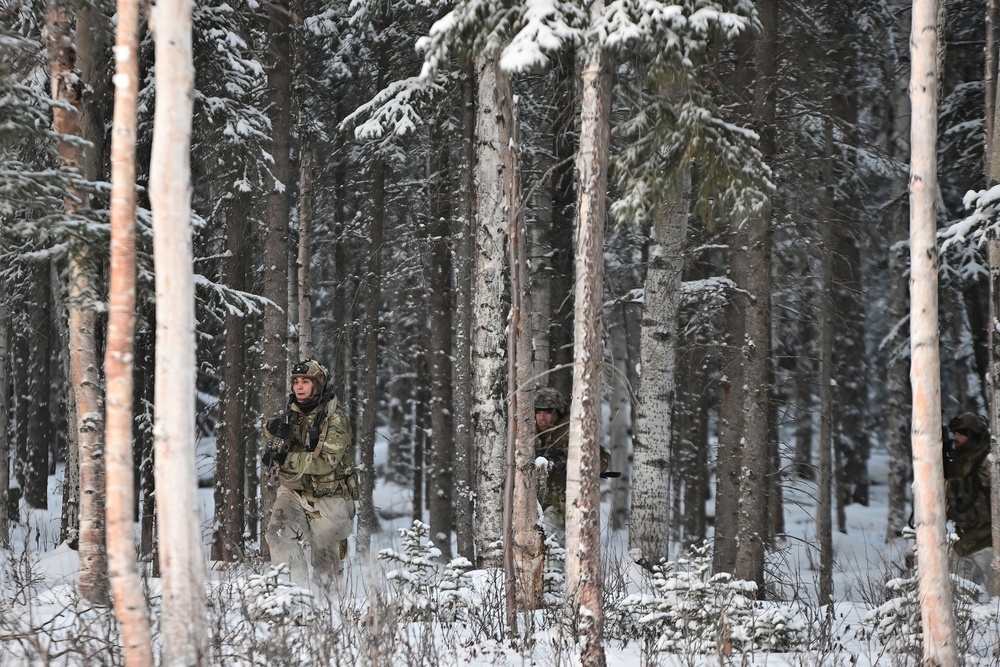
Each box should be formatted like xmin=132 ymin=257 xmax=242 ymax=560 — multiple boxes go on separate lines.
xmin=945 ymin=439 xmax=992 ymax=554
xmin=275 ymin=398 xmax=356 ymax=500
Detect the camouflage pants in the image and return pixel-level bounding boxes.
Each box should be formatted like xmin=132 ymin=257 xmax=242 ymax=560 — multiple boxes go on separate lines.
xmin=950 ymin=545 xmax=995 ymax=598
xmin=266 ymin=484 xmax=355 ymax=590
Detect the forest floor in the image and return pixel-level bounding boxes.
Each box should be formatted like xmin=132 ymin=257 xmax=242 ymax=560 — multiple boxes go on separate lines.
xmin=2 ymin=439 xmax=1000 ymax=666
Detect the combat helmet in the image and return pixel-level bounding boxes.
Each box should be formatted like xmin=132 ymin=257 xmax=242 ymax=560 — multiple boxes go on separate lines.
xmin=291 ymin=359 xmax=328 ymax=396
xmin=535 ymin=387 xmax=567 ymax=415
xmin=948 ymin=412 xmax=988 ymax=439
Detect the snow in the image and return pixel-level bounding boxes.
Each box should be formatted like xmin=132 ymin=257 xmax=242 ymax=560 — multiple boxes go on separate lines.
xmin=4 ymin=443 xmax=1000 ymax=665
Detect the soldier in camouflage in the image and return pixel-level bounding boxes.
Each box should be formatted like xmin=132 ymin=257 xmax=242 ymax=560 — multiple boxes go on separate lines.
xmin=534 ymin=387 xmax=609 ymax=545
xmin=944 ymin=412 xmax=993 ymax=592
xmin=262 ymin=359 xmax=358 ymax=590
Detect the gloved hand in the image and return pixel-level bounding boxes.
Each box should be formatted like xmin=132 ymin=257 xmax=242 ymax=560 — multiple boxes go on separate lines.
xmin=266 ymin=417 xmax=290 ymax=439
xmin=262 ymin=448 xmax=287 ymax=468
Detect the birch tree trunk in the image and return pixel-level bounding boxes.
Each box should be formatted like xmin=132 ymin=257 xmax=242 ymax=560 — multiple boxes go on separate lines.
xmin=452 ymin=62 xmax=476 ymax=561
xmin=909 ymin=0 xmax=958 ymax=662
xmin=564 ymin=7 xmax=610 ymax=663
xmin=45 ymin=0 xmax=109 ymax=606
xmin=630 ymin=166 xmax=689 ymax=567
xmin=472 ymin=48 xmax=510 ymax=568
xmin=105 ymin=0 xmax=154 ymax=659
xmin=150 ymin=0 xmax=209 ymax=660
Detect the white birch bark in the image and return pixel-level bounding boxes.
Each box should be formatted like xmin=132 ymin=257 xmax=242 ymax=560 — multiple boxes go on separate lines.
xmin=44 ymin=0 xmax=109 ymax=605
xmin=150 ymin=0 xmax=209 ymax=661
xmin=909 ymin=0 xmax=958 ymax=662
xmin=629 ymin=168 xmax=689 ymax=566
xmin=105 ymin=0 xmax=154 ymax=660
xmin=565 ymin=4 xmax=610 ymax=662
xmin=472 ymin=48 xmax=510 ymax=568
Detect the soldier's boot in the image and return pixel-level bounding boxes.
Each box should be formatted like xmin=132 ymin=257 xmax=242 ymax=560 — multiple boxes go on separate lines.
xmin=338 ymin=538 xmax=349 ymax=562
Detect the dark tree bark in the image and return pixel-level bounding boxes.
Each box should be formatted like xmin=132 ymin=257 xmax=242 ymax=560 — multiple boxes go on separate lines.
xmin=424 ymin=127 xmax=455 ymax=560
xmin=452 ymin=60 xmax=476 ymax=561
xmin=25 ymin=261 xmax=52 ymax=510
xmin=259 ymin=0 xmax=293 ymax=560
xmin=211 ymin=191 xmax=252 ymax=562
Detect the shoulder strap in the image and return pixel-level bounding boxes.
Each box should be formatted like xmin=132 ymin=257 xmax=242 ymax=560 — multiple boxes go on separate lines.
xmin=308 ymin=392 xmax=339 ymax=451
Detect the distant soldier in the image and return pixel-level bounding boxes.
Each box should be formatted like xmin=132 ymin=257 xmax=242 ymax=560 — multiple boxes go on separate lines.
xmin=262 ymin=360 xmax=358 ymax=590
xmin=534 ymin=387 xmax=610 ymax=544
xmin=944 ymin=412 xmax=993 ymax=591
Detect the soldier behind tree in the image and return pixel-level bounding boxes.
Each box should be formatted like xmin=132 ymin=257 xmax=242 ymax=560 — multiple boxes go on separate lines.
xmin=262 ymin=359 xmax=358 ymax=590
xmin=944 ymin=412 xmax=993 ymax=591
xmin=534 ymin=387 xmax=610 ymax=545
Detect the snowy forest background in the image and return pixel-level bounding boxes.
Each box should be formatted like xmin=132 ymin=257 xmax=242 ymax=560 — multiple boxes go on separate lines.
xmin=3 ymin=0 xmax=1000 ymax=663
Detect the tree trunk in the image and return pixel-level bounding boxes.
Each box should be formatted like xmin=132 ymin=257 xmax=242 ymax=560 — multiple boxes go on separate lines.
xmin=713 ymin=237 xmax=746 ymax=575
xmin=45 ymin=0 xmax=109 ymax=605
xmin=548 ymin=50 xmax=578 ymax=398
xmin=452 ymin=61 xmax=476 ymax=561
xmin=564 ymin=9 xmax=610 ymax=663
xmin=105 ymin=0 xmax=155 ymax=656
xmin=150 ymin=0 xmax=209 ymax=659
xmin=259 ymin=0 xmax=293 ymax=561
xmin=355 ymin=156 xmax=385 ymax=556
xmin=630 ymin=166 xmax=689 ymax=567
xmin=910 ymin=0 xmax=959 ymax=662
xmin=297 ymin=149 xmax=313 ymax=359
xmin=26 ymin=263 xmax=52 ymax=510
xmin=608 ymin=308 xmax=631 ymax=532
xmin=733 ymin=0 xmax=775 ymax=592
xmin=818 ymin=112 xmax=836 ymax=610
xmin=984 ymin=0 xmax=1000 ymax=598
xmin=885 ymin=0 xmax=913 ymax=541
xmin=505 ymin=94 xmax=544 ymax=614
xmin=425 ymin=125 xmax=455 ymax=560
xmin=294 ymin=2 xmax=313 ymax=361
xmin=471 ymin=48 xmax=510 ymax=568
xmin=211 ymin=191 xmax=252 ymax=562
xmin=0 ymin=304 xmax=9 ymax=547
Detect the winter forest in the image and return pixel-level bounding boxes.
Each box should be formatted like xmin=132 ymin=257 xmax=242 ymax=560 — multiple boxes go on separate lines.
xmin=4 ymin=0 xmax=1000 ymax=663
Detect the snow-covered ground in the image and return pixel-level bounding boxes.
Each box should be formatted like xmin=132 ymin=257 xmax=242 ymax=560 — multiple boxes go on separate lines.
xmin=3 ymin=442 xmax=999 ymax=666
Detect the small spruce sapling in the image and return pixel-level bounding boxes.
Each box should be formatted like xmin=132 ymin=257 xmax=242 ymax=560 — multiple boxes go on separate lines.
xmin=378 ymin=520 xmax=473 ymax=624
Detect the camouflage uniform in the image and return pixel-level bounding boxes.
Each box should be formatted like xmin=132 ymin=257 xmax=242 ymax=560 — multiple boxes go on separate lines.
xmin=945 ymin=412 xmax=993 ymax=590
xmin=263 ymin=360 xmax=357 ymax=589
xmin=534 ymin=387 xmax=609 ymax=543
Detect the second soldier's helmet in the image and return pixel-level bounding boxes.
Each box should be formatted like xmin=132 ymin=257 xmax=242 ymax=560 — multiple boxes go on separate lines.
xmin=291 ymin=359 xmax=328 ymax=395
xmin=535 ymin=387 xmax=567 ymax=415
xmin=948 ymin=412 xmax=988 ymax=438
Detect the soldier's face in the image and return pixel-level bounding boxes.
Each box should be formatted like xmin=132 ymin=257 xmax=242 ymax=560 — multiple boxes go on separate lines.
xmin=293 ymin=377 xmax=316 ymax=401
xmin=536 ymin=409 xmax=556 ymax=431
